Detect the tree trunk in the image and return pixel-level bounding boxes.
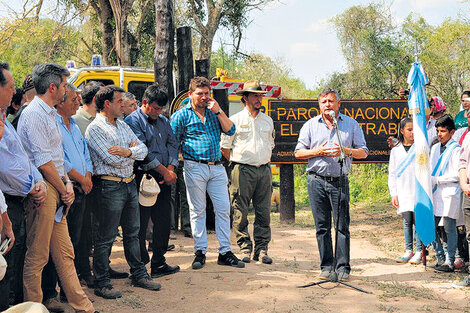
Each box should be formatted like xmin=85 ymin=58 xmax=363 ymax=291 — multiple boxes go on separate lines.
xmin=95 ymin=0 xmax=115 ymax=65
xmin=176 ymin=26 xmax=194 ymax=93
xmin=109 ymin=0 xmax=135 ymax=66
xmin=280 ymin=164 xmax=295 ymax=223
xmin=154 ymin=0 xmax=175 ymax=102
xmin=195 ymin=59 xmax=209 ymax=78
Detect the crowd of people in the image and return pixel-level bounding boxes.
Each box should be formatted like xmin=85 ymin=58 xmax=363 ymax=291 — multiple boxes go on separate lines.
xmin=0 ymin=62 xmax=277 ymax=312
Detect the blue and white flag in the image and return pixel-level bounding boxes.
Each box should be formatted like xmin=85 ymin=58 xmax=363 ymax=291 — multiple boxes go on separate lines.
xmin=407 ymin=62 xmax=435 ymax=246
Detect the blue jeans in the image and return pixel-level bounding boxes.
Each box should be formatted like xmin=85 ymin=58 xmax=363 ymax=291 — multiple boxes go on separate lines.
xmin=183 ymin=160 xmax=231 ymax=254
xmin=402 ymin=211 xmax=422 ymax=252
xmin=307 ymin=174 xmax=350 ymax=274
xmin=432 ymin=216 xmax=457 ymax=264
xmin=92 ymin=179 xmax=147 ymax=288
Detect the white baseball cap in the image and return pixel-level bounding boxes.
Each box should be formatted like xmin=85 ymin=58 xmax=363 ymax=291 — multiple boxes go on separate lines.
xmin=0 ymin=253 xmax=7 ymax=281
xmin=139 ymin=174 xmax=160 ymax=207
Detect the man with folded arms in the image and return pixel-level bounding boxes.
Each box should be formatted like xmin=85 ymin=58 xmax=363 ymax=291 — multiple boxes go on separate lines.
xmin=86 ymin=85 xmax=160 ymax=299
xmin=17 ymin=63 xmax=95 ymax=312
xmin=171 ymin=77 xmax=244 ymax=270
xmin=221 ymin=80 xmax=275 ymax=264
xmin=125 ymin=84 xmax=180 ymax=278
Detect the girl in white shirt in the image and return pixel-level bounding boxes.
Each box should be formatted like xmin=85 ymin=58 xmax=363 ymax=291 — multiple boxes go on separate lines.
xmin=388 ymin=117 xmax=423 ymax=264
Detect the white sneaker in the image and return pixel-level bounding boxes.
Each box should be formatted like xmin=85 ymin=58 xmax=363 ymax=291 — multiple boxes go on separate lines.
xmin=396 ymin=250 xmax=413 ymax=263
xmin=409 ymin=252 xmax=422 ymax=264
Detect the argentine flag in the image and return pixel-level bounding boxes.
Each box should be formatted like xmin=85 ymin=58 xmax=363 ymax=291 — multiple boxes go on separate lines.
xmin=407 ymin=62 xmax=435 ymax=245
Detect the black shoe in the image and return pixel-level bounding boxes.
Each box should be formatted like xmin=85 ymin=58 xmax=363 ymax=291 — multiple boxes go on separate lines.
xmin=94 ymin=285 xmax=122 ymax=299
xmin=253 ymin=251 xmax=273 ymax=264
xmin=131 ymin=276 xmax=161 ymax=291
xmin=435 ymin=263 xmax=455 ymax=273
xmin=79 ymin=273 xmax=95 ymax=288
xmin=151 ymin=263 xmax=180 ymax=278
xmin=192 ymin=250 xmax=206 ymax=269
xmin=167 ymin=244 xmax=175 ymax=251
xmin=218 ymin=251 xmax=245 ymax=268
xmin=241 ymin=254 xmax=251 ymax=263
xmin=109 ymin=267 xmax=129 ymax=279
xmin=183 ymin=231 xmax=192 ymax=238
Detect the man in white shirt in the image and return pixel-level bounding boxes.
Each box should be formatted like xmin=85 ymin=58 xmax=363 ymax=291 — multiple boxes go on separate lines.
xmin=221 ymin=80 xmax=275 ymax=264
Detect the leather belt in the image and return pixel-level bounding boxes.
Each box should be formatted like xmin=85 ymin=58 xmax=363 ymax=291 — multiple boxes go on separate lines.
xmin=308 ymin=172 xmax=343 ymax=183
xmin=184 ymin=159 xmax=223 ymax=165
xmin=231 ymin=162 xmax=269 ymax=168
xmin=99 ymin=174 xmax=135 ymax=184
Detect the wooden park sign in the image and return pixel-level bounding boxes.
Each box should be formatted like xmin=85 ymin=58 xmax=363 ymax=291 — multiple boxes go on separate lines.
xmin=266 ymin=99 xmax=409 ymax=164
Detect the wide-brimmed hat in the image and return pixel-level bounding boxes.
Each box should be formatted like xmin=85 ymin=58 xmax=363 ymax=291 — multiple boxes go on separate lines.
xmin=139 ymin=174 xmax=160 ymax=207
xmin=0 ymin=253 xmax=6 ymax=281
xmin=235 ymin=80 xmax=267 ymax=95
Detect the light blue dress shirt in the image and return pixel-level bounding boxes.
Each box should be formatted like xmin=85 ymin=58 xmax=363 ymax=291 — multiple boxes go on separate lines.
xmin=0 ymin=119 xmax=43 ymax=196
xmin=295 ymin=113 xmax=368 ymax=177
xmin=56 ymin=114 xmax=93 ymax=177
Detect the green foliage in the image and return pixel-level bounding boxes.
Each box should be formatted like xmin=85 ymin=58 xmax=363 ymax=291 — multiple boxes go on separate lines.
xmin=293 ymin=164 xmax=309 ymax=207
xmin=349 ymin=164 xmax=390 ymax=204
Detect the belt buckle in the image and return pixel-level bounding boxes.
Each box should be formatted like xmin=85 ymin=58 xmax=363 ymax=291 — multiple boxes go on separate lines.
xmin=208 ymin=161 xmax=216 ymax=165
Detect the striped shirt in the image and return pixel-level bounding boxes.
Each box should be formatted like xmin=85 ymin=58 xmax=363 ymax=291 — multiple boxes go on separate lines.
xmin=17 ymin=96 xmax=66 ymax=177
xmin=170 ymin=102 xmax=236 ymax=162
xmin=85 ymin=113 xmax=147 ymax=178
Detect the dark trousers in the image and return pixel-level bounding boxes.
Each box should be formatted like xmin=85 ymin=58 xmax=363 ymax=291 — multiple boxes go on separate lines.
xmin=0 ymin=194 xmax=27 ymax=310
xmin=137 ymin=173 xmax=171 ymax=269
xmin=307 ymin=174 xmax=350 ymax=274
xmin=92 ymin=179 xmax=147 ymax=288
xmin=77 ymin=188 xmax=94 ymax=277
xmin=170 ymin=164 xmax=191 ymax=233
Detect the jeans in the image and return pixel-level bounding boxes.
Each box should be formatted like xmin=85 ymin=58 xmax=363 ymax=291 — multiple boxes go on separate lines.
xmin=183 ymin=160 xmax=231 ymax=254
xmin=0 ymin=195 xmax=27 ymax=310
xmin=92 ymin=179 xmax=147 ymax=288
xmin=307 ymin=174 xmax=350 ymax=274
xmin=136 ymin=172 xmax=172 ymax=269
xmin=402 ymin=211 xmax=422 ymax=252
xmin=432 ymin=216 xmax=457 ymax=264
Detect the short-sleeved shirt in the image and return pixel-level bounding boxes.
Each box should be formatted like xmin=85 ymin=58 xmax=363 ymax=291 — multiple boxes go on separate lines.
xmin=170 ymin=102 xmax=235 ymax=162
xmin=295 ymin=113 xmax=368 ymax=177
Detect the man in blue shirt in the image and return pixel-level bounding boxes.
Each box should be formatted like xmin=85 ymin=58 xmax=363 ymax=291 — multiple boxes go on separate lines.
xmin=56 ymin=83 xmax=93 ymax=279
xmin=0 ymin=62 xmax=47 ymax=310
xmin=171 ymin=76 xmax=244 ymax=270
xmin=295 ymin=88 xmax=368 ymax=282
xmin=125 ymin=84 xmax=180 ymax=278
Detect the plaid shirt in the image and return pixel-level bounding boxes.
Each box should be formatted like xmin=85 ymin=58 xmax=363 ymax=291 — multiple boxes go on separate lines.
xmin=85 ymin=113 xmax=147 ymax=178
xmin=170 ymin=102 xmax=235 ymax=162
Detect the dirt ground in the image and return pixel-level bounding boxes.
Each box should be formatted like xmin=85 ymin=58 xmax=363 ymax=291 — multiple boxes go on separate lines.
xmin=77 ymin=205 xmax=470 ymax=313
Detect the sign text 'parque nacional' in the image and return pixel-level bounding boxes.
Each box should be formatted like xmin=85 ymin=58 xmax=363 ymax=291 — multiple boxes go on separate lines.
xmin=267 ymin=99 xmax=408 ymax=163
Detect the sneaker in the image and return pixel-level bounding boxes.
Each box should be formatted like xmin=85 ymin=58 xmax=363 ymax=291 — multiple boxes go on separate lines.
xmin=192 ymin=250 xmax=206 ymax=270
xmin=452 ymin=276 xmax=470 ymax=288
xmin=409 ymin=252 xmax=422 ymax=264
xmin=151 ymin=263 xmax=180 ymax=278
xmin=435 ymin=262 xmax=455 ymax=273
xmin=241 ymin=252 xmax=251 ymax=263
xmin=396 ymin=250 xmax=413 ymax=263
xmin=319 ymin=270 xmax=332 ymax=280
xmin=131 ymin=276 xmax=161 ymax=291
xmin=429 ymin=260 xmax=444 ymax=268
xmin=454 ymin=257 xmax=465 ymax=269
xmin=43 ymin=297 xmax=67 ymax=312
xmin=94 ymin=285 xmax=122 ymax=299
xmin=337 ymin=271 xmax=350 ymax=282
xmin=109 ymin=267 xmax=129 ymax=279
xmin=217 ymin=251 xmax=245 ymax=268
xmin=167 ymin=244 xmax=175 ymax=251
xmin=253 ymin=251 xmax=273 ymax=264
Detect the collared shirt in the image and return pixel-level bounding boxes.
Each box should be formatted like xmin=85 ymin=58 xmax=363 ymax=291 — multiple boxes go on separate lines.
xmin=295 ymin=113 xmax=368 ymax=177
xmin=17 ymin=96 xmax=66 ymax=177
xmin=427 ymin=118 xmax=437 ymax=146
xmin=125 ymin=107 xmax=178 ymax=171
xmin=73 ymin=106 xmax=95 ymax=136
xmin=0 ymin=119 xmax=43 ymax=197
xmin=220 ymin=108 xmax=274 ymax=166
xmin=85 ymin=113 xmax=148 ymax=178
xmin=57 ymin=114 xmax=93 ymax=177
xmin=0 ymin=190 xmax=6 ymax=214
xmin=170 ymin=102 xmax=236 ymax=162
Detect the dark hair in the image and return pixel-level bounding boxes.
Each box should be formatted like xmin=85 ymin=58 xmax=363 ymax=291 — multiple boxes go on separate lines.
xmin=7 ymin=88 xmax=23 ymax=115
xmin=0 ymin=62 xmax=10 ymax=87
xmin=32 ymin=63 xmax=70 ymax=95
xmin=143 ymin=84 xmax=168 ymax=107
xmin=81 ymin=81 xmax=104 ymax=105
xmin=397 ymin=117 xmax=413 ymax=143
xmin=318 ymin=88 xmax=341 ymax=102
xmin=435 ymin=114 xmax=455 ymax=131
xmin=95 ymin=85 xmax=124 ymax=112
xmin=462 ymin=90 xmax=470 ymax=99
xmin=189 ymin=76 xmax=210 ymax=92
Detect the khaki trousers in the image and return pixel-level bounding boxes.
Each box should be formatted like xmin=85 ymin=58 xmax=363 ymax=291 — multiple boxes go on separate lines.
xmin=23 ymin=181 xmax=94 ymax=313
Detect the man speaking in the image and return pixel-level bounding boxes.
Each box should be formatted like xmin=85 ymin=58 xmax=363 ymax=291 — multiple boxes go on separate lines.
xmin=294 ymin=88 xmax=368 ymax=282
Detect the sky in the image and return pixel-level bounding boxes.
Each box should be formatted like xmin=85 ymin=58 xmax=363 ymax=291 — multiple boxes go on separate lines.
xmin=214 ymin=0 xmax=468 ymax=88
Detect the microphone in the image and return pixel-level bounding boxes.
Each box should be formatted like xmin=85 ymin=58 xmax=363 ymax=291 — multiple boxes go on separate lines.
xmin=328 ymin=110 xmax=337 ymax=127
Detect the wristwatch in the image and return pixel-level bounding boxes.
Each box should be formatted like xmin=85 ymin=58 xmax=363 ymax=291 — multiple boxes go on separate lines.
xmin=215 ymin=109 xmax=221 ymax=115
